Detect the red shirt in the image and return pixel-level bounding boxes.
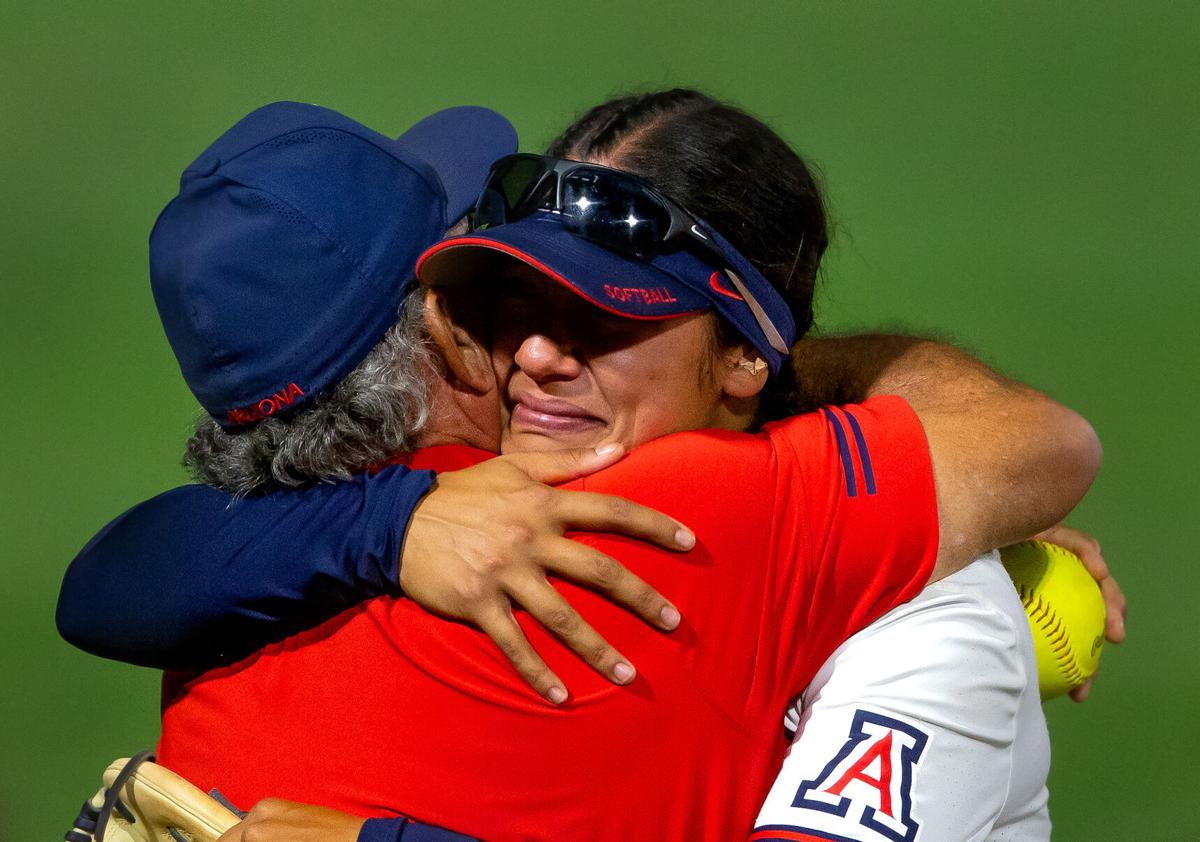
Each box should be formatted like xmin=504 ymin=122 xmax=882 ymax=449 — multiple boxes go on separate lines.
xmin=158 ymin=397 xmax=938 ymax=840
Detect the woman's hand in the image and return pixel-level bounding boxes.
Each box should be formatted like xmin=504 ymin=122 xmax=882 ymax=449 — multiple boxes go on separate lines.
xmin=1032 ymin=523 xmax=1127 ymax=702
xmin=401 ymin=442 xmax=694 ymax=704
xmin=215 ymin=799 xmax=364 ymax=842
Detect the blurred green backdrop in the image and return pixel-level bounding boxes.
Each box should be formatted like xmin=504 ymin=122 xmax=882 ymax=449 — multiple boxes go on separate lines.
xmin=2 ymin=2 xmax=1196 ymax=839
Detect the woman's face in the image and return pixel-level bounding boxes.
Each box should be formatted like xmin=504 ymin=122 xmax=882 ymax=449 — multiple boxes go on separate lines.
xmin=489 ymin=266 xmax=737 ymax=454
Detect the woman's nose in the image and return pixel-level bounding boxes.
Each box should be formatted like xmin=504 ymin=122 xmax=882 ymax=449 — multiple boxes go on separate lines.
xmin=513 ymin=333 xmax=583 ymax=381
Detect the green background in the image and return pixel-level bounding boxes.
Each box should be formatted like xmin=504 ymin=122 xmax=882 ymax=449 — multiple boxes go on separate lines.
xmin=3 ymin=2 xmax=1196 ymax=839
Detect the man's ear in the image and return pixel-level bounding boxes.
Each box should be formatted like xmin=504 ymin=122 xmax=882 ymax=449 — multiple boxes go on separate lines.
xmin=719 ymin=345 xmax=770 ymax=400
xmin=423 ymin=288 xmax=492 ymax=393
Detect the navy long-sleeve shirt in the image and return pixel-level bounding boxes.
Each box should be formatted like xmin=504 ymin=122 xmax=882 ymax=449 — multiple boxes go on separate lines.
xmin=57 ymin=464 xmax=433 ymax=669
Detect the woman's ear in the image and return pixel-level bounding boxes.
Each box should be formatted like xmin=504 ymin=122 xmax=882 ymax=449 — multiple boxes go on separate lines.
xmin=719 ymin=345 xmax=770 ymax=400
xmin=422 ymin=288 xmax=493 ymax=394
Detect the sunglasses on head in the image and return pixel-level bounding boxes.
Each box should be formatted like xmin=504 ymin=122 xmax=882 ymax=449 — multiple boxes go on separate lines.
xmin=470 ymin=153 xmax=792 ymax=356
xmin=470 ymin=153 xmax=726 ymax=264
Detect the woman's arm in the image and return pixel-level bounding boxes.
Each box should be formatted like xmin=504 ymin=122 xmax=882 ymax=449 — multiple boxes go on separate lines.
xmin=57 ymin=447 xmax=691 ymax=699
xmin=57 ymin=464 xmax=430 ymax=669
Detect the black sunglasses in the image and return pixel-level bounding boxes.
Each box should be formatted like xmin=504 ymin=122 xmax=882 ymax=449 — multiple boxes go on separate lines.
xmin=471 ymin=154 xmax=725 ymax=264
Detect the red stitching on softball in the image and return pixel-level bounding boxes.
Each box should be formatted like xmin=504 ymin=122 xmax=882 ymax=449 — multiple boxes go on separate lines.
xmin=1020 ymin=580 xmax=1084 ymax=686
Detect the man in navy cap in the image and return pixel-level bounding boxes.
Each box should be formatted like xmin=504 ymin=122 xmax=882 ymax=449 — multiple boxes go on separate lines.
xmin=61 ymin=101 xmax=700 ymax=842
xmin=149 ymin=98 xmax=509 ymax=484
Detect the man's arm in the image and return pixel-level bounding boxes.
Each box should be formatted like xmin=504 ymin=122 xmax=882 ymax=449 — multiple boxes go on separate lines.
xmin=792 ymin=335 xmax=1102 ymax=581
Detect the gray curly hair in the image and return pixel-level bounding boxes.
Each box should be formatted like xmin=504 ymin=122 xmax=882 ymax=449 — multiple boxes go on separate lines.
xmin=184 ymin=286 xmax=435 ymax=494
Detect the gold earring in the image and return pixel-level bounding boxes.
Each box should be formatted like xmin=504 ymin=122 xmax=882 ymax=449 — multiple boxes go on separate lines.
xmin=736 ymin=358 xmax=767 ymax=375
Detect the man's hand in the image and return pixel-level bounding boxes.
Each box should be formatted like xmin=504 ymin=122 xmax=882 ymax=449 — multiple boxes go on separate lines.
xmin=401 ymin=442 xmax=693 ymax=704
xmin=1033 ymin=523 xmax=1127 ymax=702
xmin=215 ymin=799 xmax=363 ymax=842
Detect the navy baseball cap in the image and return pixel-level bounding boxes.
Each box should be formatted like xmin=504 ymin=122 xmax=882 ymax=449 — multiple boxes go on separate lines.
xmin=150 ymin=101 xmax=517 ymax=427
xmin=415 ymin=211 xmax=796 ymax=374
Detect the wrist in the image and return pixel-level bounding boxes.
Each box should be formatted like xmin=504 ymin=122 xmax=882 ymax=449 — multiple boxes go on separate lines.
xmin=377 ymin=467 xmax=437 ymax=597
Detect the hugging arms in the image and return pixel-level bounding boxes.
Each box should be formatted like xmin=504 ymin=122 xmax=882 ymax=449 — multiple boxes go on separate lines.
xmin=59 ymin=90 xmax=1118 ymax=841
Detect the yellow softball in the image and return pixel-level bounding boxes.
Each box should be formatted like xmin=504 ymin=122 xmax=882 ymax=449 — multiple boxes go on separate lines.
xmin=1001 ymin=540 xmax=1107 ymax=700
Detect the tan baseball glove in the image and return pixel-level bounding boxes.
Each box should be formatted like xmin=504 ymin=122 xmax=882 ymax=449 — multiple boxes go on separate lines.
xmin=66 ymin=752 xmax=242 ymax=842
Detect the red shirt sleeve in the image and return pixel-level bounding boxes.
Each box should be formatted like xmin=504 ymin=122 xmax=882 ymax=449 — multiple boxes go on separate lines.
xmin=762 ymin=395 xmax=939 ymax=690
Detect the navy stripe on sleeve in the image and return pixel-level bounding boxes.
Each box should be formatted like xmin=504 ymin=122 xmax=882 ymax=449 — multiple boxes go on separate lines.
xmin=842 ymin=410 xmax=877 ymax=496
xmin=821 ymin=408 xmax=858 ymax=498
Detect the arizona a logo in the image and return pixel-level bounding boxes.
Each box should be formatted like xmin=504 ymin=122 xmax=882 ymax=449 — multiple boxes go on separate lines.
xmin=789 ymin=709 xmax=929 ymax=842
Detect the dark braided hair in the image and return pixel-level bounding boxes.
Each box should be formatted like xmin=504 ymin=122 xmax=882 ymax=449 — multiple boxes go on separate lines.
xmin=547 ymin=89 xmax=829 ymax=422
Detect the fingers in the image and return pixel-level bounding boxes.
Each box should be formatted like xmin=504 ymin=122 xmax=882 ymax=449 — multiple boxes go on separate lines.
xmin=1070 ymin=539 xmax=1125 ymax=641
xmin=215 ymin=799 xmax=285 ymax=842
xmin=476 ymin=604 xmax=568 ymax=704
xmin=212 ymin=798 xmax=365 ymax=842
xmin=1056 ymin=527 xmax=1126 ymax=643
xmin=406 ymin=447 xmax=692 ymax=700
xmin=1100 ymin=575 xmax=1127 ymax=643
xmin=1036 ymin=523 xmax=1126 ymax=643
xmin=507 ymin=576 xmax=636 ymax=686
xmin=545 ymin=539 xmax=681 ymax=631
xmin=500 ymin=443 xmax=626 ymax=484
xmin=1035 ymin=525 xmax=1120 ymax=702
xmin=1064 ymin=529 xmax=1107 ymax=579
xmin=550 ymin=490 xmax=695 ymax=551
xmin=1036 ymin=524 xmax=1103 ymax=570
